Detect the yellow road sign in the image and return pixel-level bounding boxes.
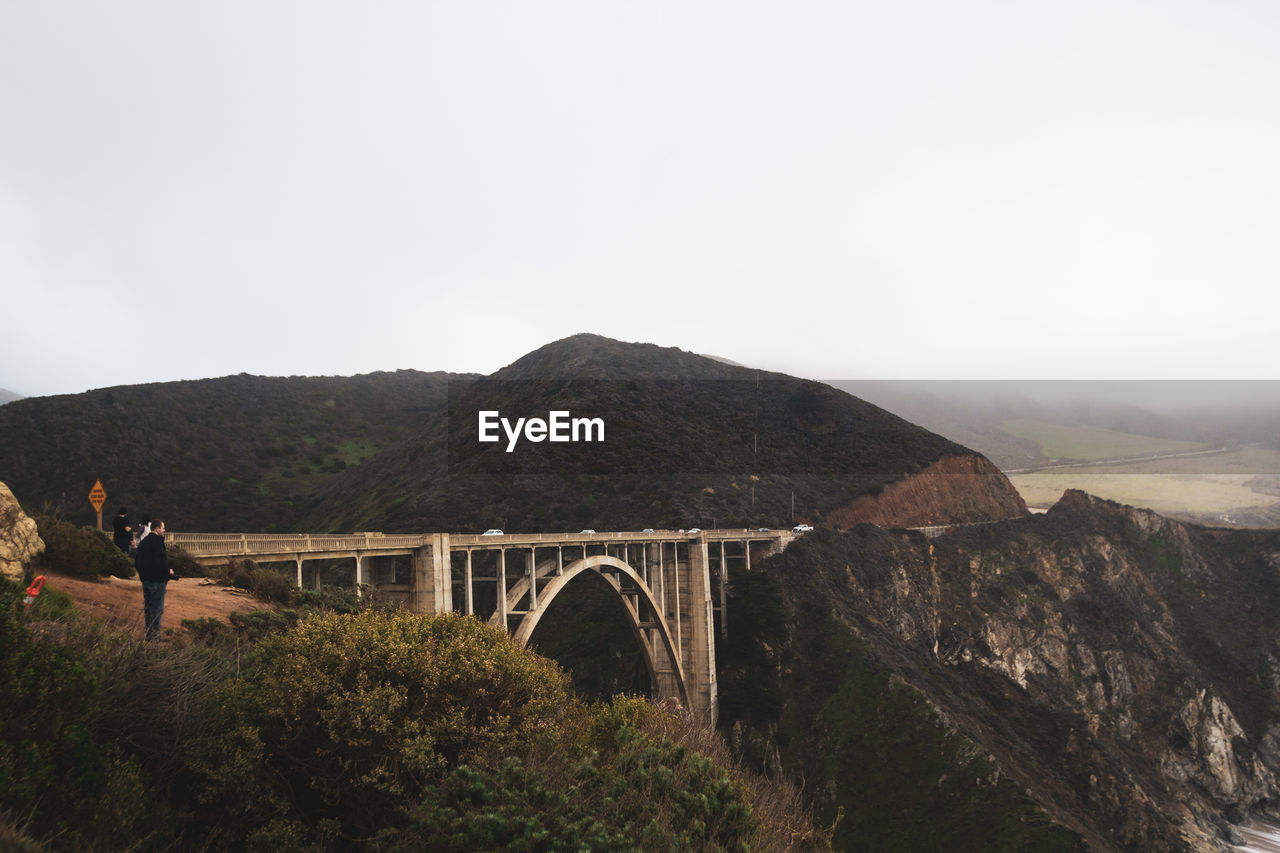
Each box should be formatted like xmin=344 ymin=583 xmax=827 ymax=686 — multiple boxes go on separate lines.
xmin=88 ymin=480 xmax=107 ymax=512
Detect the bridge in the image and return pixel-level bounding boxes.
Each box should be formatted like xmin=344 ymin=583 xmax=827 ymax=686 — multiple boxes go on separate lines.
xmin=168 ymin=528 xmax=797 ymax=722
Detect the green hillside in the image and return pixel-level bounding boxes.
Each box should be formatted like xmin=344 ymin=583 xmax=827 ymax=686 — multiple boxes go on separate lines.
xmin=299 ymin=335 xmax=1017 ymax=534
xmin=0 ymin=370 xmax=466 ymax=531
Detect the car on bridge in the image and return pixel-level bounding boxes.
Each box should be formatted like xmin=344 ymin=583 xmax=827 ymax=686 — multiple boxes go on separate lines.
xmin=580 ymin=529 xmax=596 ymax=534
xmin=793 ymin=524 xmax=813 ymax=532
xmin=482 ymin=529 xmax=504 ymax=536
xmin=688 ymin=528 xmax=701 ymax=534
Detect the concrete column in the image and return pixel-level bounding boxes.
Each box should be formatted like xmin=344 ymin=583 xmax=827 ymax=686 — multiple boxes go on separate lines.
xmin=497 ymin=548 xmax=508 ymax=632
xmin=673 ymin=543 xmax=682 ymax=656
xmin=686 ymin=538 xmax=718 ymax=724
xmin=718 ymin=541 xmax=729 ymax=639
xmin=464 ymin=549 xmax=474 ymax=616
xmin=745 ymin=540 xmax=751 ymax=572
xmin=527 ymin=548 xmax=537 ymax=610
xmin=659 ymin=542 xmax=667 ymax=621
xmin=556 ymin=547 xmax=563 ymax=576
xmin=410 ymin=534 xmax=452 ymax=614
xmin=355 ymin=553 xmax=364 ymax=597
xmin=295 ymin=556 xmax=303 ymax=588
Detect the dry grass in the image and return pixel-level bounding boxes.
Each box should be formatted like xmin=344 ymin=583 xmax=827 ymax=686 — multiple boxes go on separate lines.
xmin=1011 ymin=472 xmax=1280 ymax=516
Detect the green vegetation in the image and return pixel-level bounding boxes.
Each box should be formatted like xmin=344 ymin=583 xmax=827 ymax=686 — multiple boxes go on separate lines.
xmin=1001 ymin=418 xmax=1207 ymax=461
xmin=31 ymin=513 xmax=134 ymax=579
xmin=0 ymin=370 xmax=463 ymax=533
xmin=0 ymin=578 xmax=824 ymax=850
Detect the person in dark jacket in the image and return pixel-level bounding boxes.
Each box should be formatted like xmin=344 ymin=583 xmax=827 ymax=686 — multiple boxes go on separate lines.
xmin=134 ymin=519 xmax=175 ymax=641
xmin=112 ymin=507 xmax=132 ymax=553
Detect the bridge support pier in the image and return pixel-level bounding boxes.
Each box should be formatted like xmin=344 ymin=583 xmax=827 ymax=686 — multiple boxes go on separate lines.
xmin=685 ymin=539 xmax=718 ymax=724
xmin=411 ymin=534 xmax=452 ymax=614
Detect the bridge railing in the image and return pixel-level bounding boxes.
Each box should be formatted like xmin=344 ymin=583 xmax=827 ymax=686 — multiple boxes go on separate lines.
xmin=168 ymin=532 xmax=427 ymax=558
xmin=450 ymin=529 xmax=793 ymax=546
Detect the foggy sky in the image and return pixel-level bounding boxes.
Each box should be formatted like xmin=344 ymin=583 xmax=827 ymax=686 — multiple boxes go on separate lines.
xmin=4 ymin=1 xmax=1279 ymax=398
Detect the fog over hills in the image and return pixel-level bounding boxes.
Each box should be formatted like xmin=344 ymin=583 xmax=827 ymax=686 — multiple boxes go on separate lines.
xmin=0 ymin=387 xmax=22 ymax=405
xmin=829 ymin=379 xmax=1280 ymax=469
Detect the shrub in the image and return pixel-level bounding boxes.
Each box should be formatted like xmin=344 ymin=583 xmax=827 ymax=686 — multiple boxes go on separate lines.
xmin=0 ymin=579 xmax=153 ymax=848
xmin=26 ymin=584 xmax=77 ymax=621
xmin=32 ymin=515 xmax=134 ymax=579
xmin=184 ymin=610 xmax=576 ymax=846
xmin=379 ymin=714 xmax=785 ymax=852
xmin=214 ymin=557 xmax=258 ymax=590
xmin=166 ymin=543 xmax=207 ymax=578
xmin=213 ymin=559 xmax=298 ymax=605
xmin=249 ymin=567 xmax=295 ymax=604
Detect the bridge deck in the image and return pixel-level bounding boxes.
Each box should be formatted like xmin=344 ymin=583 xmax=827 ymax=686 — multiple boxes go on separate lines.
xmin=169 ymin=529 xmax=796 ymax=558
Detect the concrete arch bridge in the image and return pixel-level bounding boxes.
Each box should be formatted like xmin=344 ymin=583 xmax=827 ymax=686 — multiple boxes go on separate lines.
xmin=169 ymin=528 xmax=796 ymax=722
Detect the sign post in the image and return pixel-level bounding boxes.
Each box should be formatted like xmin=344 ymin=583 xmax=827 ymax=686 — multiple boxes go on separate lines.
xmin=88 ymin=480 xmax=107 ymax=531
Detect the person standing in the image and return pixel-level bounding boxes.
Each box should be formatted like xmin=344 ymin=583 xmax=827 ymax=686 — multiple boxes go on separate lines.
xmin=134 ymin=519 xmax=175 ymax=641
xmin=112 ymin=507 xmax=132 ymax=553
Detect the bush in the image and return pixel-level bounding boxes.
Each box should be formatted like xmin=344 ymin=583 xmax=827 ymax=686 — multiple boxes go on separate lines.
xmin=166 ymin=543 xmax=207 ymax=578
xmin=213 ymin=558 xmax=297 ymax=605
xmin=0 ymin=579 xmax=153 ymax=848
xmin=250 ymin=567 xmax=296 ymax=604
xmin=32 ymin=515 xmax=134 ymax=579
xmin=184 ymin=610 xmax=575 ymax=846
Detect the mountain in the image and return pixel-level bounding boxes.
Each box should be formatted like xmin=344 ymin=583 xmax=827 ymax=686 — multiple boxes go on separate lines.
xmin=721 ymin=490 xmax=1280 ymax=850
xmin=0 ymin=370 xmax=467 ymax=531
xmin=0 ymin=387 xmax=22 ymax=405
xmin=0 ymin=335 xmax=1024 ymax=537
xmin=299 ymin=334 xmax=1026 ymax=533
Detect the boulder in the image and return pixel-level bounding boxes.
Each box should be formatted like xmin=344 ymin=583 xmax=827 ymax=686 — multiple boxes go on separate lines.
xmin=0 ymin=481 xmax=44 ymax=581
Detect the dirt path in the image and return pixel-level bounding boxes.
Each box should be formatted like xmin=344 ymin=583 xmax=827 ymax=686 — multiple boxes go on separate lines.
xmin=36 ymin=571 xmax=271 ymax=641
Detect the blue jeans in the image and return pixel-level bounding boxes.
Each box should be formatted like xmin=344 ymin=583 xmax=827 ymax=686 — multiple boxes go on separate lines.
xmin=142 ymin=581 xmax=168 ymax=641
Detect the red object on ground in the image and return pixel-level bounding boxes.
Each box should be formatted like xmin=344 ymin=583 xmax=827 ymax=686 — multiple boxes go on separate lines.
xmin=23 ymin=575 xmax=46 ymax=607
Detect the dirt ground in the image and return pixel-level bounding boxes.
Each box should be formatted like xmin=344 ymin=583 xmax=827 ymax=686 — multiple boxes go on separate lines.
xmin=36 ymin=571 xmax=271 ymax=641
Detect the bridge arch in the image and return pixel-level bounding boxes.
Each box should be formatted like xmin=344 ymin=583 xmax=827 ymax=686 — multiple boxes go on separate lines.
xmin=494 ymin=554 xmax=690 ymax=710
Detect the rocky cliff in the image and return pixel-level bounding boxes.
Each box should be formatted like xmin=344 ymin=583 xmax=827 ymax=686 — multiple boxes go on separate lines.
xmin=720 ymin=490 xmax=1280 ymax=851
xmin=0 ymin=481 xmax=43 ymax=581
xmin=824 ymin=453 xmax=1028 ymax=529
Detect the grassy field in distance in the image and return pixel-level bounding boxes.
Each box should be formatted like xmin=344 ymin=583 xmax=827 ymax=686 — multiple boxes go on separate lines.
xmin=1070 ymin=444 xmax=1280 ymax=475
xmin=1001 ymin=418 xmax=1209 ymax=461
xmin=1010 ymin=472 xmax=1275 ymax=517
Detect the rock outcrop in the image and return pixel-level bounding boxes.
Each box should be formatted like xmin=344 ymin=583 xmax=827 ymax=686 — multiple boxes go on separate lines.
xmin=825 ymin=452 xmax=1028 ymax=528
xmin=0 ymin=480 xmax=44 ymax=581
xmin=722 ymin=489 xmax=1280 ymax=851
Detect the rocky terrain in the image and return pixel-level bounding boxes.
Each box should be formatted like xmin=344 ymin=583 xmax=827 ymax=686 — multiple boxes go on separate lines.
xmin=721 ymin=489 xmax=1280 ymax=851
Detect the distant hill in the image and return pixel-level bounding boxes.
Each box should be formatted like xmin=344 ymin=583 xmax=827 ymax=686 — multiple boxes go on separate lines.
xmin=0 ymin=387 xmax=22 ymax=405
xmin=828 ymin=380 xmax=1280 ymax=469
xmin=0 ymin=370 xmax=467 ymax=531
xmin=300 ymin=334 xmax=1025 ymax=534
xmin=0 ymin=335 xmax=1026 ymax=535
xmin=830 ymin=380 xmax=1280 ymax=526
